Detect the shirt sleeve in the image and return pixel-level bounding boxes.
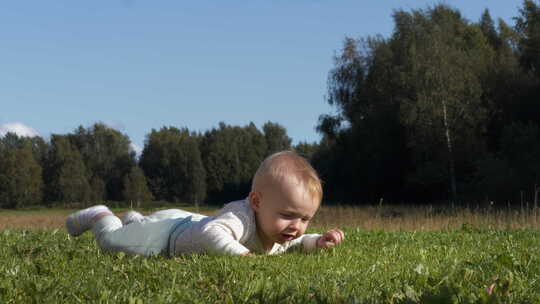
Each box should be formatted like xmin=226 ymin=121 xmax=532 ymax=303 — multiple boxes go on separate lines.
xmin=287 ymin=233 xmax=321 ymax=252
xmin=198 ymin=211 xmax=251 ymax=255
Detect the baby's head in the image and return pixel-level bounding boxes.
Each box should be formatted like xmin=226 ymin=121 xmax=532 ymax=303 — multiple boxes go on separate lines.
xmin=248 ymin=151 xmax=322 ymax=250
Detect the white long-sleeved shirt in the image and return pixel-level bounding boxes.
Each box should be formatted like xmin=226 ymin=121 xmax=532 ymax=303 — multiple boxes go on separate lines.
xmin=171 ymin=200 xmax=321 ymax=255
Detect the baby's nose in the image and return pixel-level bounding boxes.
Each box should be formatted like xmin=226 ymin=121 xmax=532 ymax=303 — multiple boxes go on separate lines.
xmin=288 ymin=219 xmax=301 ymax=230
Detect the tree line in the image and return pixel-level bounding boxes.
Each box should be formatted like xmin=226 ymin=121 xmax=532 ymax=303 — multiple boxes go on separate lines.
xmin=0 ymin=121 xmax=308 ymax=209
xmin=1 ymin=1 xmax=540 ymax=209
xmin=314 ymin=1 xmax=540 ymax=205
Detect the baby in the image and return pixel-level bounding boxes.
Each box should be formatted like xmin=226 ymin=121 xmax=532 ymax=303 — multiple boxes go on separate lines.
xmin=66 ymin=151 xmax=344 ymax=256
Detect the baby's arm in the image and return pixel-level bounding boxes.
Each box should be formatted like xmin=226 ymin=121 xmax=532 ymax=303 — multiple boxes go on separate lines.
xmin=316 ymin=229 xmax=345 ymax=249
xmin=198 ymin=212 xmax=251 ymax=255
xmin=289 ymin=229 xmax=345 ymax=252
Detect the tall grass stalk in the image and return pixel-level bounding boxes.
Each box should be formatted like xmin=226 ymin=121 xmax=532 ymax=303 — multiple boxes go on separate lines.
xmin=1 ymin=203 xmax=540 ymax=231
xmin=311 ymin=203 xmax=540 ymax=231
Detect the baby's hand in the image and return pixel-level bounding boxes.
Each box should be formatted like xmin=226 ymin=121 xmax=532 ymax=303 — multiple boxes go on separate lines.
xmin=317 ymin=229 xmax=345 ymax=249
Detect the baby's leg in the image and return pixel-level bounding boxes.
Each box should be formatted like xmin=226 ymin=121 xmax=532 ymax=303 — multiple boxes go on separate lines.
xmin=66 ymin=205 xmax=114 ymax=237
xmin=145 ymin=209 xmax=204 ymax=221
xmin=122 ymin=210 xmax=145 ymax=225
xmin=92 ymin=215 xmax=183 ymax=256
xmin=122 ymin=209 xmax=205 ymax=226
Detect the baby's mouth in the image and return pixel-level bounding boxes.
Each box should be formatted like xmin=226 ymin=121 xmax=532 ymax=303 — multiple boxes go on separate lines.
xmin=280 ymin=233 xmax=295 ymax=242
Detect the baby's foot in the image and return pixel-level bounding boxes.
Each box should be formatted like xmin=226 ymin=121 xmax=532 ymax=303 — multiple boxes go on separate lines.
xmin=65 ymin=205 xmax=112 ymax=236
xmin=122 ymin=210 xmax=144 ymax=225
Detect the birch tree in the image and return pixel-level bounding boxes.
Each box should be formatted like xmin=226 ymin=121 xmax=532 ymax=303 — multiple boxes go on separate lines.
xmin=397 ymin=6 xmax=491 ymax=202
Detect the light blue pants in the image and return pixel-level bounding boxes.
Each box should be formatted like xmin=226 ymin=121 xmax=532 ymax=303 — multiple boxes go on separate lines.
xmin=91 ymin=209 xmax=206 ymax=256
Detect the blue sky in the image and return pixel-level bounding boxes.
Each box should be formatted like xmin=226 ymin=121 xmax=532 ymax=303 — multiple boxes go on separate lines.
xmin=1 ymin=1 xmax=521 ymax=154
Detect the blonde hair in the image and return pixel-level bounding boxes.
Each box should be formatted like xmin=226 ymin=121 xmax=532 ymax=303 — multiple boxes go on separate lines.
xmin=252 ymin=151 xmax=323 ymax=204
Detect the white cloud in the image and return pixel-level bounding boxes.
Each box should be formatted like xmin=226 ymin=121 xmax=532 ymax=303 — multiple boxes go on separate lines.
xmin=130 ymin=143 xmax=143 ymax=156
xmin=0 ymin=122 xmax=39 ymax=138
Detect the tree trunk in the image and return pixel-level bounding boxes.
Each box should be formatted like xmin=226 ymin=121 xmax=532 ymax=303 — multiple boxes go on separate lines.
xmin=442 ymin=99 xmax=457 ymax=203
xmin=534 ymin=184 xmax=539 ymax=208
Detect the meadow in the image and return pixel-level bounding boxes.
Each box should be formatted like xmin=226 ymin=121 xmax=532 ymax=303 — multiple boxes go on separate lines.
xmin=1 ymin=204 xmax=540 ymax=303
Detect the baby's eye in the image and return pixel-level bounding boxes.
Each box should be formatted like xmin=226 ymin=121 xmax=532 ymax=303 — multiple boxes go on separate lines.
xmin=279 ymin=213 xmax=295 ymax=219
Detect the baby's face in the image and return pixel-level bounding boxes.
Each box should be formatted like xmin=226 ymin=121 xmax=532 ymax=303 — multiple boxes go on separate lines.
xmin=250 ymin=177 xmax=319 ymax=250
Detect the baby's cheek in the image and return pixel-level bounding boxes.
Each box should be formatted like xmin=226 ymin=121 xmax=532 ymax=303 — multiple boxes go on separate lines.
xmin=300 ymin=223 xmax=309 ymax=234
xmin=276 ymin=218 xmax=289 ymax=229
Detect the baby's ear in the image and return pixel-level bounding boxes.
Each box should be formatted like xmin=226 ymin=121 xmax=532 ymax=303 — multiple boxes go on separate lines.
xmin=248 ymin=191 xmax=262 ymax=212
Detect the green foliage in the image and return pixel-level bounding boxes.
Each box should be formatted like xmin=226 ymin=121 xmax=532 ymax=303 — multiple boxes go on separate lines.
xmin=474 ymin=122 xmax=540 ymax=202
xmin=200 ymin=122 xmax=267 ymax=203
xmin=122 ymin=166 xmax=154 ymax=208
xmin=397 ymin=5 xmax=492 ymax=201
xmin=140 ymin=127 xmax=206 ymax=205
xmin=69 ymin=123 xmax=136 ymax=201
xmin=89 ymin=175 xmax=106 ymax=203
xmin=293 ymin=141 xmax=319 ymax=160
xmin=516 ymin=0 xmax=540 ymax=76
xmin=44 ymin=135 xmax=92 ymax=204
xmin=316 ymin=2 xmax=540 ymax=204
xmin=1 ymin=228 xmax=539 ymax=303
xmin=262 ymin=121 xmax=292 ymax=156
xmin=28 ymin=136 xmax=50 ymax=168
xmin=316 ymin=34 xmax=409 ymax=202
xmin=0 ymin=119 xmax=293 ymax=209
xmin=0 ymin=133 xmax=49 ymax=169
xmin=479 ymin=9 xmax=500 ymax=49
xmin=0 ymin=138 xmax=43 ymax=208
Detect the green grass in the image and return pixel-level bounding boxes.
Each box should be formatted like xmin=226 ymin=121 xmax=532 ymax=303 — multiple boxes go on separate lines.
xmin=1 ymin=227 xmax=540 ymax=303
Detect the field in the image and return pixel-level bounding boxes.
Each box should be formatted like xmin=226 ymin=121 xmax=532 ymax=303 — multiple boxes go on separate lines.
xmin=1 ymin=204 xmax=540 ymax=303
